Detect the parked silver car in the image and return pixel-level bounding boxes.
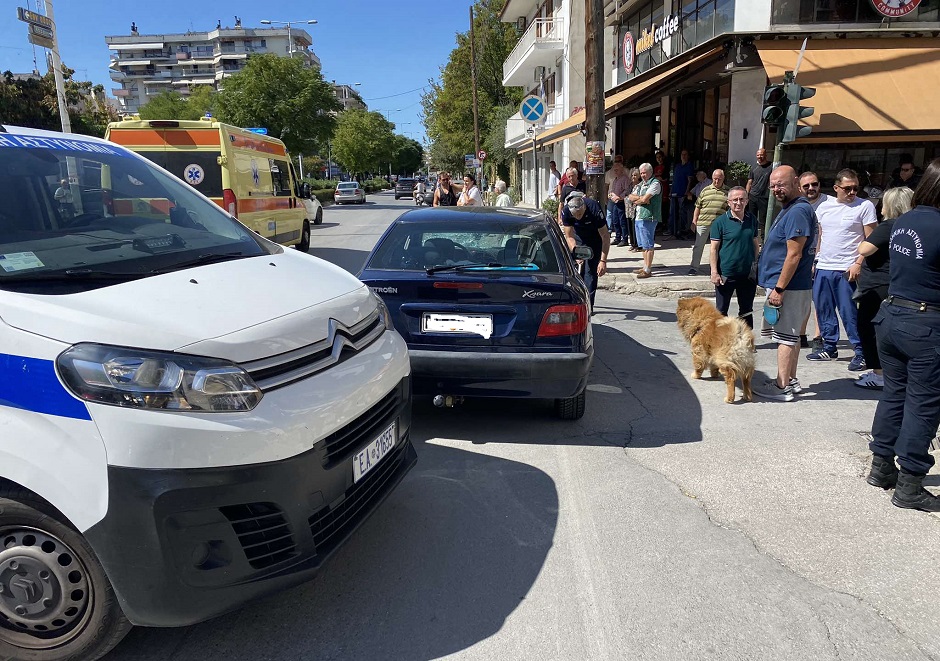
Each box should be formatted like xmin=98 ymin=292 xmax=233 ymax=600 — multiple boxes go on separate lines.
xmin=334 ymin=181 xmax=366 ymax=205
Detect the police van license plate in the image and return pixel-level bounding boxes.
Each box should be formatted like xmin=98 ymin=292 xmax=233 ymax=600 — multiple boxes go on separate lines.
xmin=353 ymin=421 xmax=397 ymax=483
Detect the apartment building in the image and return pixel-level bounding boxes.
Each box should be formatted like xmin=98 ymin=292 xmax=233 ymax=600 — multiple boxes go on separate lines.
xmin=504 ymin=0 xmax=940 ymax=204
xmin=333 ymin=84 xmax=368 ymax=111
xmin=106 ymin=24 xmax=320 ymax=114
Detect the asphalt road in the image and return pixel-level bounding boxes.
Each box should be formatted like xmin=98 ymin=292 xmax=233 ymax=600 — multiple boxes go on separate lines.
xmin=107 ymin=192 xmax=940 ymax=661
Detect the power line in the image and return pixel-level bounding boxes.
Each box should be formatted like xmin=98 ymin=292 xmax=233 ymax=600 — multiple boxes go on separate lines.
xmin=364 ymin=85 xmax=430 ymax=101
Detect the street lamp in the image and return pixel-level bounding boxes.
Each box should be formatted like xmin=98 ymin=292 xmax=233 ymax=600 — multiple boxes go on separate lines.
xmin=259 ymin=19 xmax=317 ymax=57
xmin=379 ymin=109 xmax=401 ymax=121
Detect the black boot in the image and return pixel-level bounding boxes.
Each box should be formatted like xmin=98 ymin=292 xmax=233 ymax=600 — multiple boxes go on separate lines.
xmin=892 ymin=470 xmax=940 ymax=512
xmin=866 ymin=454 xmax=898 ymax=489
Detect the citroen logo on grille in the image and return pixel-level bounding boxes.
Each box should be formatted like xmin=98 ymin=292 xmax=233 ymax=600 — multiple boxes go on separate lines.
xmin=11 ymin=577 xmax=38 ymax=601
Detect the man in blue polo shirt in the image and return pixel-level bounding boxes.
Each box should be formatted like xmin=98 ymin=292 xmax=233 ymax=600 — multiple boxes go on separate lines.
xmin=754 ymin=165 xmax=817 ymax=402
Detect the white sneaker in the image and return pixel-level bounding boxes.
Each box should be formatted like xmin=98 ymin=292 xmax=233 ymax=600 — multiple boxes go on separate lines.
xmin=788 ymin=378 xmax=802 ymax=394
xmin=855 ymin=371 xmax=884 ymax=389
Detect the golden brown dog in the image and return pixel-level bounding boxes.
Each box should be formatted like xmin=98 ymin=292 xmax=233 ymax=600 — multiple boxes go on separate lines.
xmin=676 ymin=297 xmax=755 ymax=403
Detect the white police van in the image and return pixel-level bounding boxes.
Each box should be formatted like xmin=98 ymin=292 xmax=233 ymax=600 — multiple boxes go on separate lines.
xmin=0 ymin=126 xmax=415 ymax=660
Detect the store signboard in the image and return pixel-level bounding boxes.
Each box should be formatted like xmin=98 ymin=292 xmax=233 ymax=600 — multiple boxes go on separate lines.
xmin=870 ymin=0 xmax=921 ymax=17
xmin=622 ymin=32 xmax=635 ymax=74
xmin=635 ymin=14 xmax=680 ymax=55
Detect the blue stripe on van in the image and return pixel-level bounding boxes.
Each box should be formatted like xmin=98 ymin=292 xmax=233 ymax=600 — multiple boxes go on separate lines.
xmin=0 ymin=353 xmax=91 ymax=420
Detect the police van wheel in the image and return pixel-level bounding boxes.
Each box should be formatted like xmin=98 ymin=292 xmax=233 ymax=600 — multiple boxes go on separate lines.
xmin=296 ymin=221 xmax=311 ymax=253
xmin=0 ymin=492 xmax=132 ymax=661
xmin=314 ymin=209 xmax=323 ymax=225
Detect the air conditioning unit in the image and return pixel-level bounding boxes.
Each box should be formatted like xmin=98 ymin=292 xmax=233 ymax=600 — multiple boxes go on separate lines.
xmin=534 ymin=66 xmax=546 ymax=82
xmin=516 ymin=16 xmax=526 ymax=31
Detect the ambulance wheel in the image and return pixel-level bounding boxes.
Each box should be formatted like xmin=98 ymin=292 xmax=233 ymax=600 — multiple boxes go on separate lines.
xmin=296 ymin=221 xmax=310 ymax=253
xmin=314 ymin=208 xmax=323 ymax=225
xmin=0 ymin=491 xmax=132 ymax=661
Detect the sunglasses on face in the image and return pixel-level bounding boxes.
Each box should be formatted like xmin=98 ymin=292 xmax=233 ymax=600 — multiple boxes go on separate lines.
xmin=801 ymin=182 xmax=820 ymax=189
xmin=837 ymin=185 xmax=859 ymax=192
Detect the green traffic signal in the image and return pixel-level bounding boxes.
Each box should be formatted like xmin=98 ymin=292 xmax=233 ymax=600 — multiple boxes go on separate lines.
xmin=761 ymin=84 xmax=788 ymax=126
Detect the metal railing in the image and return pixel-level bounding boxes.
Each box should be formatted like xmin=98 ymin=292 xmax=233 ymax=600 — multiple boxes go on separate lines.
xmin=503 ymin=18 xmax=564 ymax=80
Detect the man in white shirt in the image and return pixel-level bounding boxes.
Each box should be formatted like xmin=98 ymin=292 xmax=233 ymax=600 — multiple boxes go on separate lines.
xmin=547 ymin=161 xmax=561 ymax=202
xmin=807 ymin=168 xmax=877 ymax=371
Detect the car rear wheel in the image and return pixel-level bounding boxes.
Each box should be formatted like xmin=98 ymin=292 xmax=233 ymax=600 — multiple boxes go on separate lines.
xmin=314 ymin=208 xmax=322 ymax=225
xmin=0 ymin=489 xmax=132 ymax=661
xmin=295 ymin=221 xmax=310 ymax=253
xmin=554 ymin=388 xmax=586 ymax=420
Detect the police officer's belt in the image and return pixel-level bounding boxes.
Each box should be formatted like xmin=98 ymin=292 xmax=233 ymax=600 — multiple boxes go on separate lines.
xmin=886 ymin=296 xmax=940 ymax=313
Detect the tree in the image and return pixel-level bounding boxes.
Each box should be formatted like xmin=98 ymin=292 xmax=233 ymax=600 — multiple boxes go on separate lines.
xmin=214 ymin=53 xmax=341 ymax=155
xmin=0 ymin=67 xmax=117 ymax=137
xmin=422 ymin=0 xmax=523 ymax=173
xmin=391 ymin=135 xmax=424 ymax=176
xmin=139 ymin=85 xmax=217 ymax=121
xmin=332 ymin=109 xmax=395 ymax=178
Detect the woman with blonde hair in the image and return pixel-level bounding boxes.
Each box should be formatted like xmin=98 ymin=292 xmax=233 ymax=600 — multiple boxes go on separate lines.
xmin=853 ymin=186 xmax=914 ymax=389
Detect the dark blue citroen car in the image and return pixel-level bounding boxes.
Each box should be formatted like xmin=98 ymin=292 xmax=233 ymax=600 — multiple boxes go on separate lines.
xmin=359 ymin=206 xmax=594 ymax=419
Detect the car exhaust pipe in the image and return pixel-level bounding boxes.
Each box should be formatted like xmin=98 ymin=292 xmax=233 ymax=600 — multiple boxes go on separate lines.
xmin=432 ymin=395 xmax=462 ymax=408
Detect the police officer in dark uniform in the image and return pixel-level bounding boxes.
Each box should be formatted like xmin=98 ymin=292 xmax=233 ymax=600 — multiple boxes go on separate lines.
xmin=866 ymin=157 xmax=940 ymax=512
xmin=559 ymin=191 xmax=610 ymax=309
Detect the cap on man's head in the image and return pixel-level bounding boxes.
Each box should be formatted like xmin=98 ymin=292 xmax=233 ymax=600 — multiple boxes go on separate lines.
xmin=565 ymin=191 xmax=586 ymax=211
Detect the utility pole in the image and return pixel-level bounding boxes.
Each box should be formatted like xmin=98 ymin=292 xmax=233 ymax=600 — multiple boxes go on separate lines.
xmin=469 ymin=6 xmax=481 ymax=177
xmin=44 ymin=1 xmax=71 ymax=134
xmin=584 ymin=0 xmax=605 ymax=201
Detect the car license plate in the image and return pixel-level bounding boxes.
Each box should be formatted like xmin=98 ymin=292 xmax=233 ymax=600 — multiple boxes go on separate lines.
xmin=421 ymin=313 xmax=493 ymax=339
xmin=353 ymin=421 xmax=397 ymax=483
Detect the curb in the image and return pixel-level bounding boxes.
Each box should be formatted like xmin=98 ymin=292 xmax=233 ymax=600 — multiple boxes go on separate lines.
xmin=598 ymin=274 xmax=767 ymax=300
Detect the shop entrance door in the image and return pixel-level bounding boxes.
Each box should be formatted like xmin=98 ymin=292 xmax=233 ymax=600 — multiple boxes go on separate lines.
xmin=676 ymin=91 xmax=705 ymax=164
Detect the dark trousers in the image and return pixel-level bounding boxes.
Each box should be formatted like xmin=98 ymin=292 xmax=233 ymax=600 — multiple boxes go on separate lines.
xmin=748 ymin=198 xmax=768 ymax=237
xmin=581 ymin=251 xmax=602 ymax=309
xmin=813 ymin=269 xmax=862 ymax=355
xmin=856 ymin=286 xmax=888 ymax=370
xmin=714 ymin=276 xmax=757 ymax=329
xmin=610 ymin=202 xmax=628 ymax=244
xmin=625 ymin=214 xmax=637 ymax=248
xmin=869 ymin=304 xmax=940 ymax=475
xmin=668 ymin=195 xmax=689 ymax=235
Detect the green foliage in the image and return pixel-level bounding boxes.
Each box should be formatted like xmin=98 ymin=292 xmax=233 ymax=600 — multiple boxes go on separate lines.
xmin=332 ymin=109 xmax=395 ymax=176
xmin=0 ymin=67 xmax=117 ymax=137
xmin=541 ymin=197 xmax=559 ymax=219
xmin=422 ymin=0 xmax=524 ymax=174
xmin=138 ymin=91 xmax=191 ymax=120
xmin=392 ymin=135 xmax=424 ymax=176
xmin=727 ymin=160 xmax=751 ymax=186
xmin=214 ymin=54 xmax=341 ymax=155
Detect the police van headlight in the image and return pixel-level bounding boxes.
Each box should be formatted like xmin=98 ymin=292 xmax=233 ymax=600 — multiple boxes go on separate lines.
xmin=372 ymin=290 xmax=394 ymax=330
xmin=57 ymin=344 xmax=262 ymax=412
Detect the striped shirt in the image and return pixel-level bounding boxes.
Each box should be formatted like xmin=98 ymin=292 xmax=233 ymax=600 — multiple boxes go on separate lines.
xmin=694 ymin=184 xmax=729 ymax=226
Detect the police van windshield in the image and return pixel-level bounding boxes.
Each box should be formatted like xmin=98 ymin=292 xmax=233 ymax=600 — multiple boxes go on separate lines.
xmin=0 ymin=132 xmax=270 ymax=292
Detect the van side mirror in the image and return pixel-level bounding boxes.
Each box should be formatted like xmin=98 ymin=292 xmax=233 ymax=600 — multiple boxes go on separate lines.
xmin=300 ymin=182 xmax=311 ymax=199
xmin=572 ymin=246 xmax=594 ymax=261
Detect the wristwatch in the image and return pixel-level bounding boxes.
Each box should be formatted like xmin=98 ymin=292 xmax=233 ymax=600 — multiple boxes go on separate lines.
xmin=773 ymin=286 xmax=786 ymax=294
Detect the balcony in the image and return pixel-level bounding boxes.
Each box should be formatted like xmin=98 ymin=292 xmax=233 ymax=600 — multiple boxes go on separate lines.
xmin=502 ymin=18 xmax=564 ymax=87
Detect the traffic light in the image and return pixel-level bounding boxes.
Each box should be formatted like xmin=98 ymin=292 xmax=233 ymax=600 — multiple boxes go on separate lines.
xmin=761 ymin=84 xmax=788 ymax=127
xmin=782 ymin=83 xmax=816 ymax=143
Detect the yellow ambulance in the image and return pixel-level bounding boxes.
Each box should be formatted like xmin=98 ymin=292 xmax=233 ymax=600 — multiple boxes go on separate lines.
xmin=105 ymin=117 xmax=318 ymax=252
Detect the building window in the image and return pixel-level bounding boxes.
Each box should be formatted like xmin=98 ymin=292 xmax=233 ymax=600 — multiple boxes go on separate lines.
xmin=773 ymin=0 xmax=939 ymax=23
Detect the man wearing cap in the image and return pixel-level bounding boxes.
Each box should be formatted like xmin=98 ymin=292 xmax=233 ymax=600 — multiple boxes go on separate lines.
xmin=560 ymin=191 xmax=610 ymax=308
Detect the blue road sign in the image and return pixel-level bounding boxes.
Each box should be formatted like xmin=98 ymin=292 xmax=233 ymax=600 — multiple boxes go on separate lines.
xmin=520 ymin=95 xmax=546 ymax=124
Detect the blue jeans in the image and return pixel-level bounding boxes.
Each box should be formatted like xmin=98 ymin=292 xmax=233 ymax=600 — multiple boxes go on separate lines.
xmin=609 ymin=202 xmax=627 ymax=243
xmin=869 ymin=303 xmax=940 ymax=475
xmin=813 ymin=268 xmax=861 ymax=355
xmin=605 ymin=201 xmax=614 ymax=230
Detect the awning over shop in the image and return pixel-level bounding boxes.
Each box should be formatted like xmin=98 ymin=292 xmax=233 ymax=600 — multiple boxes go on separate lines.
xmin=756 ymin=38 xmax=940 ymax=139
xmin=519 ymin=45 xmax=725 ymax=153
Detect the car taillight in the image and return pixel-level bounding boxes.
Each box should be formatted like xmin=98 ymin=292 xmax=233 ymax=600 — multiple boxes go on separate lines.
xmin=334 ymin=189 xmax=340 ymax=195
xmin=355 ymin=188 xmax=362 ymax=194
xmin=537 ymin=304 xmax=587 ymax=337
xmin=223 ymin=188 xmax=238 ymax=217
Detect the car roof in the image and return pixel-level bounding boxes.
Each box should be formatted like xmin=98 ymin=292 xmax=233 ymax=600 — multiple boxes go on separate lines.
xmin=393 ymin=206 xmax=549 ymax=224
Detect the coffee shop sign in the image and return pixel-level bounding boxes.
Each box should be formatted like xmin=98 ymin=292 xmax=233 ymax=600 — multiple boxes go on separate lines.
xmin=635 ymin=14 xmax=680 ymax=55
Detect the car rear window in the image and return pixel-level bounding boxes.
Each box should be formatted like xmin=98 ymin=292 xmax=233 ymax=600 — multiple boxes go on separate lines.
xmin=367 ymin=220 xmax=560 ymax=272
xmin=338 ymin=182 xmax=358 ymax=190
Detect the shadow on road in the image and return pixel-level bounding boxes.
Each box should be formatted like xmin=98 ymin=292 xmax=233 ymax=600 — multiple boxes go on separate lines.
xmin=308 ymin=246 xmax=373 ymax=274
xmin=108 ymin=434 xmax=558 ymax=661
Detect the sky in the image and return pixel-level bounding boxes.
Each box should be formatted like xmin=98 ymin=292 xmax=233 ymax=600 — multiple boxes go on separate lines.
xmin=0 ymin=0 xmax=476 ymax=144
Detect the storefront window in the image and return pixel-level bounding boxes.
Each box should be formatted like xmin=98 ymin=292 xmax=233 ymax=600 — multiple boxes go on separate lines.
xmin=618 ymin=0 xmax=737 ymax=84
xmin=783 ymin=143 xmax=938 ymax=194
xmin=773 ymin=0 xmax=940 ymax=23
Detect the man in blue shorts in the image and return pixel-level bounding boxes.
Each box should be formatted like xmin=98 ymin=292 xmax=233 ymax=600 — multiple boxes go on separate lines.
xmin=754 ymin=165 xmax=817 ymax=402
xmin=628 ymin=162 xmax=662 ymax=279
